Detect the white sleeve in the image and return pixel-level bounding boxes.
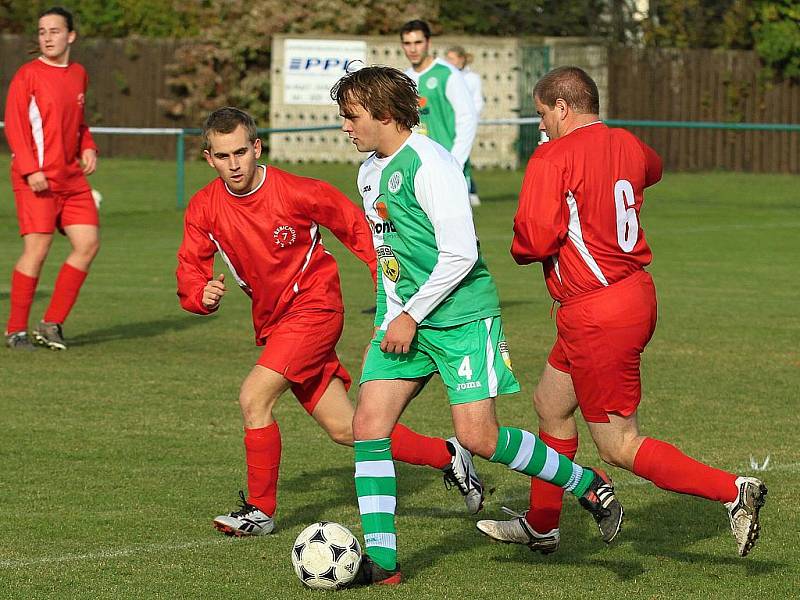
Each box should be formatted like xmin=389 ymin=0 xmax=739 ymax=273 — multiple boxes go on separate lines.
xmin=444 ymin=71 xmax=478 ymax=169
xmin=466 ymin=72 xmax=484 ymax=116
xmin=402 ymin=160 xmax=478 ymax=323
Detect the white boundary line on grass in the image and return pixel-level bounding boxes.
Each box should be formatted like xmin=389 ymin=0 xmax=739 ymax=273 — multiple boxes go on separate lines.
xmin=0 ymin=538 xmax=229 ymax=569
xmin=2 ymin=461 xmax=797 ymax=570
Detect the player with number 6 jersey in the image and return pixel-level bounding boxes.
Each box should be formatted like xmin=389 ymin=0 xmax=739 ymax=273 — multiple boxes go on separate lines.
xmin=476 ymin=67 xmax=766 ymax=559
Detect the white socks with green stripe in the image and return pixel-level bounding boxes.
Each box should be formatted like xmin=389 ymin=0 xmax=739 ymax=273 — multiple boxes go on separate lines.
xmin=354 ymin=438 xmax=397 ymax=571
xmin=491 ymin=426 xmax=594 ymax=497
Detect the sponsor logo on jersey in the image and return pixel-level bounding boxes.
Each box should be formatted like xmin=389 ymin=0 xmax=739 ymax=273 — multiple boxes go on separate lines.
xmin=498 ymin=340 xmax=513 ymax=371
xmin=425 ymin=77 xmax=438 ymax=90
xmin=362 ymin=185 xmax=371 ymax=193
xmin=388 ymin=172 xmax=403 ymax=193
xmin=371 ymin=196 xmax=396 ymax=235
xmin=456 ymin=381 xmax=482 ymax=391
xmin=376 ymin=244 xmax=400 ymax=282
xmin=273 ymin=225 xmax=297 ymax=248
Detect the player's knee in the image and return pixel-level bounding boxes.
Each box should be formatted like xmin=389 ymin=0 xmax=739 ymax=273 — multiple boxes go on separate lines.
xmin=454 ymin=429 xmax=495 ymax=459
xmin=75 ymin=238 xmax=100 ymax=263
xmin=596 ymin=444 xmax=633 ymax=470
xmin=327 ymin=425 xmax=353 ymax=446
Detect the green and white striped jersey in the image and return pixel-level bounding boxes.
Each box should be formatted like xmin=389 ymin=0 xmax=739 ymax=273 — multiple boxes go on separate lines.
xmin=405 ymin=58 xmax=477 ymax=169
xmin=358 ymin=133 xmax=500 ymax=329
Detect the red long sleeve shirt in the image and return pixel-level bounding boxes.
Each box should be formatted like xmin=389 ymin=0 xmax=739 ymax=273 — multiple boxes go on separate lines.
xmin=511 ymin=122 xmax=662 ymax=302
xmin=4 ymin=58 xmax=97 ymax=193
xmin=176 ymin=165 xmax=377 ymax=344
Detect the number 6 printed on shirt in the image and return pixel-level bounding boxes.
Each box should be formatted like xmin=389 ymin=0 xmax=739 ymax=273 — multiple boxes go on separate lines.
xmin=614 ymin=179 xmax=639 ymax=253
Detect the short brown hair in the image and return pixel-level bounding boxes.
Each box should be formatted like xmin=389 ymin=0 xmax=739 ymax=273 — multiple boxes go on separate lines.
xmin=533 ymin=67 xmax=599 ymax=115
xmin=330 ymin=66 xmax=420 ymax=130
xmin=400 ymin=20 xmax=431 ymax=40
xmin=202 ymin=107 xmax=258 ymax=151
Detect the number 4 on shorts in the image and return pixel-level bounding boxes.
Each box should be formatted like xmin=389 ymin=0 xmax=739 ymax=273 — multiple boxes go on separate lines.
xmin=458 ymin=356 xmax=473 ymax=380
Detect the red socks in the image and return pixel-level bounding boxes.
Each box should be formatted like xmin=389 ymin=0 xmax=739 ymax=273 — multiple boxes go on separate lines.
xmin=244 ymin=423 xmax=281 ymax=516
xmin=525 ymin=431 xmax=578 ymax=533
xmin=43 ymin=263 xmax=88 ymax=324
xmin=390 ymin=423 xmax=451 ymax=469
xmin=633 ymin=437 xmax=738 ymax=503
xmin=6 ymin=269 xmax=38 ymax=334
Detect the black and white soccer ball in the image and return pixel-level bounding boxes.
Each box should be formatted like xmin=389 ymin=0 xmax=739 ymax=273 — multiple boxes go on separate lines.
xmin=291 ymin=521 xmax=362 ymax=590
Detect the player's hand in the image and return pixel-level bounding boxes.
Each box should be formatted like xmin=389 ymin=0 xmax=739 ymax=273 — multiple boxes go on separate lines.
xmin=26 ymin=171 xmax=49 ymax=193
xmin=380 ymin=312 xmax=417 ymax=354
xmin=81 ymin=149 xmax=98 ymax=175
xmin=202 ymin=274 xmax=226 ymax=309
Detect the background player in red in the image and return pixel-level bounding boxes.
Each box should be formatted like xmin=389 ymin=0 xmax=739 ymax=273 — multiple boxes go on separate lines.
xmin=177 ymin=107 xmax=484 ymax=536
xmin=4 ymin=6 xmax=100 ymax=351
xmin=476 ymin=67 xmax=767 ymax=557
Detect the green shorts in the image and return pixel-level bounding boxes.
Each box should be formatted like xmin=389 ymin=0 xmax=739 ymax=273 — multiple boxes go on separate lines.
xmin=360 ymin=316 xmax=521 ymax=404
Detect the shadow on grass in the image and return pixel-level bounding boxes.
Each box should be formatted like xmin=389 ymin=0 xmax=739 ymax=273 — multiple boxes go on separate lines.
xmin=0 ymin=290 xmax=51 ymax=301
xmin=68 ymin=315 xmax=212 ymax=347
xmin=486 ymin=494 xmax=783 ymax=580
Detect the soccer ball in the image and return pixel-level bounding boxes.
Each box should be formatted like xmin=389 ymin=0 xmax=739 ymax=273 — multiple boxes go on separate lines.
xmin=291 ymin=521 xmax=362 ymax=589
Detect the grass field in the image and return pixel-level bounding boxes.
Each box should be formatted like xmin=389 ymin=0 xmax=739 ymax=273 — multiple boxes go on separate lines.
xmin=1 ymin=153 xmax=798 ymax=599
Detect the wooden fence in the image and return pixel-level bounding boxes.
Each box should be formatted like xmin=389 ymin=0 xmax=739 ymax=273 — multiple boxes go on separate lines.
xmin=0 ymin=34 xmax=186 ymax=159
xmin=1 ymin=34 xmax=798 ymax=172
xmin=608 ymin=47 xmax=799 ymax=173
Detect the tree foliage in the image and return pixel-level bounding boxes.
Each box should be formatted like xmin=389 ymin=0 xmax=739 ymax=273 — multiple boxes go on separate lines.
xmin=0 ymin=0 xmax=205 ymax=37
xmin=642 ymin=0 xmax=800 ymax=80
xmin=751 ymin=0 xmax=800 ymax=80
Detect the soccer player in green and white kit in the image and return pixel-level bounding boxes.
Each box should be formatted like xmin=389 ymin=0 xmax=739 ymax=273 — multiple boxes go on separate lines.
xmin=400 ymin=20 xmax=480 ymax=206
xmin=331 ymin=66 xmax=624 ymax=586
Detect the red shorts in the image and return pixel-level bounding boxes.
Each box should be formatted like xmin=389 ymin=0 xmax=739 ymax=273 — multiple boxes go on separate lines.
xmin=548 ymin=270 xmax=657 ymax=423
xmin=256 ymin=309 xmax=352 ymax=414
xmin=14 ymin=187 xmax=99 ymax=236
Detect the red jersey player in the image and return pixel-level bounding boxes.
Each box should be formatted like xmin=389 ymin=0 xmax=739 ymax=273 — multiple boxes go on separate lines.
xmin=177 ymin=107 xmax=485 ymax=536
xmin=4 ymin=7 xmax=100 ymax=351
xmin=476 ymin=67 xmax=767 ymax=557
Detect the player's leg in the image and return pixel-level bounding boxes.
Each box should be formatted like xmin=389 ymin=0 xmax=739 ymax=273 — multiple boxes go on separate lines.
xmin=476 ymin=361 xmax=580 ymax=552
xmin=213 ymin=364 xmax=290 ymax=537
xmin=35 ymin=191 xmax=99 ymax=350
xmin=351 ymin=377 xmax=420 ymax=584
xmin=425 ymin=317 xmax=622 ymax=543
xmin=588 ymin=412 xmax=766 ymax=556
xmin=6 ymin=188 xmax=56 ymax=349
xmin=6 ymin=233 xmax=53 ymax=349
xmin=570 ymin=271 xmax=766 ymax=556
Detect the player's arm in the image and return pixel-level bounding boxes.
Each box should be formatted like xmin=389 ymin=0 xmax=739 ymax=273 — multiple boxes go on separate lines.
xmin=176 ymin=200 xmax=223 ymax=315
xmin=510 ymin=157 xmax=568 ymax=264
xmin=307 ymin=179 xmax=378 ymax=285
xmin=3 ymin=70 xmax=44 ymax=188
xmin=78 ymin=69 xmax=98 ymax=175
xmin=403 ymin=162 xmax=478 ymax=323
xmin=468 ymin=72 xmax=484 ymax=116
xmin=637 ymin=139 xmax=663 ymax=188
xmin=445 ymin=71 xmax=478 ymax=169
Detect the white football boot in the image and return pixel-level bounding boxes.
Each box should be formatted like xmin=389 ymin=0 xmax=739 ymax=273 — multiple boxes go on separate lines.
xmin=725 ymin=476 xmax=767 ymax=557
xmin=213 ymin=490 xmax=275 ymax=536
xmin=477 ymin=507 xmax=560 ymax=554
xmin=443 ymin=437 xmax=485 ymax=514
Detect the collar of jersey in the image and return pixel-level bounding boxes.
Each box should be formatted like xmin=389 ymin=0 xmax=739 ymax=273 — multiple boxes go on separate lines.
xmin=372 ymin=134 xmax=414 ymax=166
xmin=37 ymin=56 xmax=70 ymax=68
xmin=224 ymin=164 xmax=267 ymax=197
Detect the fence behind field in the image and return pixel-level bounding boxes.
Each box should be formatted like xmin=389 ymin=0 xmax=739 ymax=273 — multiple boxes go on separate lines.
xmin=609 ymin=47 xmax=800 ymax=172
xmin=0 ymin=34 xmax=185 ymax=159
xmin=0 ymin=34 xmax=799 ymax=172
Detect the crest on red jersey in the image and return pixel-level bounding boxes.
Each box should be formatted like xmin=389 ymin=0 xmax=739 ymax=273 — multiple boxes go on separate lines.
xmin=273 ymin=225 xmax=297 ymax=248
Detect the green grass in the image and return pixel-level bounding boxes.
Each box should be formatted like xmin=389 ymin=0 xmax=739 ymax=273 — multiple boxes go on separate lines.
xmin=1 ymin=154 xmax=797 ymax=599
